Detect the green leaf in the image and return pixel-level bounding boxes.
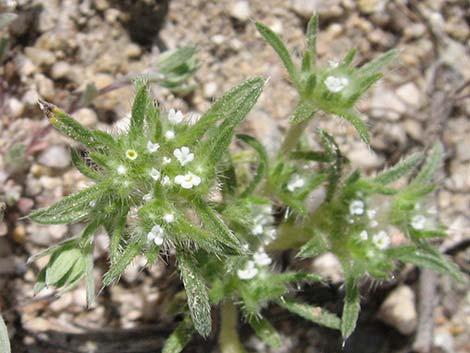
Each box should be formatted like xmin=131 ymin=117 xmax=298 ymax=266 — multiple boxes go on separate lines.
xmin=297 ymin=234 xmax=328 ymax=258
xmin=278 ymin=299 xmax=341 ymax=330
xmin=71 ymin=149 xmax=100 ymax=180
xmin=85 ymin=252 xmax=95 ymax=307
xmin=237 ymin=134 xmax=268 ymax=197
xmin=249 ymin=317 xmax=281 ymax=348
xmin=146 ymin=100 xmax=162 ymax=140
xmin=357 ymin=49 xmax=398 ymax=76
xmin=45 ymin=248 xmax=82 ymax=286
xmin=184 ymin=78 xmax=264 ymax=145
xmin=192 ymin=197 xmax=241 ymax=252
xmin=341 ymin=274 xmax=360 ymax=340
xmin=256 ymin=22 xmax=299 ymax=87
xmin=373 ymin=152 xmax=423 ymax=185
xmin=305 ymin=15 xmax=319 ymax=68
xmin=156 ymin=46 xmax=197 ymax=74
xmin=337 ymin=109 xmax=370 ymax=145
xmin=410 ymin=142 xmax=444 ymax=187
xmin=177 ymin=251 xmax=212 ymax=337
xmin=289 ymin=100 xmax=316 ymax=124
xmin=0 ymin=13 xmax=17 ymax=30
xmin=129 ymin=80 xmax=149 ymax=136
xmin=0 ymin=313 xmax=10 ymax=353
xmin=102 ymin=238 xmax=145 ymax=286
xmin=290 ymin=150 xmax=329 ymax=162
xmin=162 ymin=317 xmax=194 ymax=353
xmin=340 ymin=48 xmax=357 ymax=67
xmin=27 ymin=237 xmax=78 ymax=264
xmin=37 ymin=100 xmax=97 ymax=148
xmin=29 ymin=184 xmax=106 ymax=224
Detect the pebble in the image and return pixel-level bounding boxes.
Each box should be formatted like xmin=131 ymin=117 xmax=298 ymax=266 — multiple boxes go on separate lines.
xmin=22 ymin=88 xmax=40 ymax=107
xmin=358 ymin=0 xmax=386 ymax=14
xmin=228 ymin=1 xmax=251 ymax=22
xmin=396 ymin=82 xmax=422 ymax=108
xmin=35 ymin=73 xmax=55 ymax=100
xmin=24 ymin=47 xmax=55 ymax=67
xmin=203 ymin=82 xmax=218 ymax=98
xmin=370 ymin=85 xmax=407 ymax=121
xmin=377 ymin=285 xmax=417 ymax=335
xmin=290 ymin=0 xmax=343 ymax=19
xmin=125 ymin=43 xmax=142 ymax=59
xmin=311 ymin=253 xmax=343 ymax=283
xmin=455 ymin=140 xmax=470 ymax=162
xmin=51 ymin=61 xmax=81 ymax=83
xmin=6 ymin=97 xmax=25 ymax=119
xmin=403 ymin=119 xmax=422 ymax=140
xmin=37 ymin=145 xmax=71 ymax=169
xmin=348 ymin=143 xmax=385 ymax=170
xmin=73 ymin=108 xmax=98 ymax=127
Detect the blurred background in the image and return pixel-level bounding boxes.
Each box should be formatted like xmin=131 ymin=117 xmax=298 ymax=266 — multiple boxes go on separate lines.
xmin=0 ymin=0 xmax=469 ymax=352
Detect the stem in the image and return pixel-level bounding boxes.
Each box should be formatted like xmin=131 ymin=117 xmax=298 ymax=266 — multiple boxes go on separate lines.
xmin=279 ymin=119 xmax=310 ymax=156
xmin=219 ymin=300 xmax=247 ymax=353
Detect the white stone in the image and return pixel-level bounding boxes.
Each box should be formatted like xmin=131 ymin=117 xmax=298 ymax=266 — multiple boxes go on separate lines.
xmin=37 ymin=145 xmax=70 ymax=169
xmin=229 ymin=1 xmax=251 ymax=22
xmin=377 ymin=286 xmax=417 ymax=335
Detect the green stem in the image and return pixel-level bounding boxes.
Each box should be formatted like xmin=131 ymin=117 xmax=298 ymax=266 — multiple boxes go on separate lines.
xmin=279 ymin=119 xmax=310 ymax=157
xmin=219 ymin=300 xmax=247 ymax=353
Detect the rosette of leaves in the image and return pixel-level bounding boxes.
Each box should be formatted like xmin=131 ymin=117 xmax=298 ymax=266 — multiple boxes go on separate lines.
xmin=30 ymin=77 xmax=264 ymax=337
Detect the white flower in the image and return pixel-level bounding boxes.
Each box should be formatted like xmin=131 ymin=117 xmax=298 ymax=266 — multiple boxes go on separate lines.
xmin=165 ymin=130 xmax=175 ymax=140
xmin=174 ymin=172 xmax=201 ymax=189
xmin=161 ymin=175 xmax=171 ymax=186
xmin=359 ymin=230 xmax=368 ymax=241
xmin=168 ymin=108 xmax=184 ymax=124
xmin=324 ymin=76 xmax=349 ymax=93
xmin=411 ymin=215 xmax=426 ymax=230
xmin=328 ymin=60 xmax=339 ymax=68
xmin=367 ymin=209 xmax=377 ymax=219
xmin=117 ymin=165 xmax=127 ymax=175
xmin=349 ymin=200 xmax=364 ymax=215
xmin=373 ymin=231 xmax=390 ymax=250
xmin=173 ymin=146 xmax=194 ymax=166
xmin=147 ymin=224 xmax=164 ymax=246
xmin=150 ymin=168 xmax=161 ymax=181
xmin=147 ymin=141 xmax=160 ymax=153
xmin=287 ymin=174 xmax=305 ymax=192
xmin=253 ymin=250 xmax=272 ymax=266
xmin=237 ymin=261 xmax=258 ymax=280
xmin=126 ymin=149 xmax=138 ymax=160
xmin=163 ymin=156 xmax=172 ymax=164
xmin=163 ymin=213 xmax=175 ymax=223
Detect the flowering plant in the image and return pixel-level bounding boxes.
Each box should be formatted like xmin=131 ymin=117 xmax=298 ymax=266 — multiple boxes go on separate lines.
xmin=28 ymin=15 xmax=464 ymax=353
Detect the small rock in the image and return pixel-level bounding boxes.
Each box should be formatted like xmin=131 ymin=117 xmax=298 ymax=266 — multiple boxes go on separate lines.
xmin=37 ymin=145 xmax=71 ymax=169
xmin=348 ymin=143 xmax=385 ymax=170
xmin=22 ymin=89 xmax=40 ymax=107
xmin=125 ymin=43 xmax=142 ymax=59
xmin=51 ymin=61 xmax=81 ymax=83
xmin=228 ymin=1 xmax=251 ymax=22
xmin=6 ymin=98 xmax=25 ymax=118
xmin=433 ymin=329 xmax=455 ymax=353
xmin=371 ymin=85 xmax=407 ymax=121
xmin=35 ymin=74 xmax=55 ymax=100
xmin=377 ymin=285 xmax=417 ymax=335
xmin=17 ymin=198 xmax=34 ymax=215
xmin=396 ymin=82 xmax=422 ymax=108
xmin=24 ymin=47 xmax=55 ymax=67
xmin=404 ymin=119 xmax=422 ymax=140
xmin=456 ymin=140 xmax=470 ymax=162
xmin=311 ymin=252 xmax=343 ymax=283
xmin=358 ymin=0 xmax=386 ymax=14
xmin=203 ymin=82 xmax=218 ymax=98
xmin=73 ymin=108 xmax=98 ymax=127
xmin=290 ymin=0 xmax=343 ymax=19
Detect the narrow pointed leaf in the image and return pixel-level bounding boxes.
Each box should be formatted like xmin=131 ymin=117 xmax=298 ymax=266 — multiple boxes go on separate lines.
xmin=157 ymin=46 xmax=197 ymax=74
xmin=45 ymin=248 xmax=81 ymax=286
xmin=341 ymin=274 xmax=360 ymax=340
xmin=340 ymin=48 xmax=357 ymax=67
xmin=38 ymin=100 xmax=96 ymax=148
xmin=85 ymin=252 xmax=95 ymax=307
xmin=162 ymin=317 xmax=195 ymax=353
xmin=256 ymin=22 xmax=299 ymax=86
xmin=27 ymin=237 xmax=78 ymax=264
xmin=297 ymin=234 xmax=328 ymax=258
xmin=130 ymin=80 xmax=149 ymax=136
xmin=306 ymin=15 xmax=319 ymax=68
xmin=357 ymin=49 xmax=398 ymax=76
xmin=29 ymin=184 xmax=106 ymax=224
xmin=249 ymin=317 xmax=282 ymax=348
xmin=103 ymin=238 xmax=145 ymax=286
xmin=373 ymin=152 xmax=423 ymax=185
xmin=278 ymin=299 xmax=341 ymax=329
xmin=410 ymin=142 xmax=444 ymax=187
xmin=177 ymin=251 xmax=212 ymax=337
xmin=338 ymin=109 xmax=370 ymax=144
xmin=291 ymin=150 xmax=329 ymax=162
xmin=237 ymin=134 xmax=268 ymax=197
xmin=290 ymin=100 xmax=316 ymax=124
xmin=0 ymin=313 xmax=10 ymax=353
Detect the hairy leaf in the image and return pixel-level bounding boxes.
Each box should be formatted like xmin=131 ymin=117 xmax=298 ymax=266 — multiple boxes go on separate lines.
xmin=278 ymin=299 xmax=341 ymax=330
xmin=249 ymin=317 xmax=282 ymax=348
xmin=357 ymin=49 xmax=398 ymax=76
xmin=373 ymin=152 xmax=423 ymax=185
xmin=290 ymin=100 xmax=316 ymax=124
xmin=410 ymin=142 xmax=444 ymax=187
xmin=237 ymin=134 xmax=268 ymax=197
xmin=341 ymin=274 xmax=360 ymax=340
xmin=71 ymin=149 xmax=100 ymax=180
xmin=103 ymin=238 xmax=145 ymax=286
xmin=162 ymin=317 xmax=194 ymax=353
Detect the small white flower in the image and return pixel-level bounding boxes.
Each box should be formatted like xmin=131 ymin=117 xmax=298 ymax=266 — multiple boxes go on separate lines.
xmin=373 ymin=231 xmax=390 ymax=250
xmin=150 ymin=168 xmax=161 ymax=181
xmin=147 ymin=141 xmax=160 ymax=153
xmin=117 ymin=165 xmax=127 ymax=175
xmin=328 ymin=60 xmax=339 ymax=68
xmin=359 ymin=230 xmax=368 ymax=241
xmin=237 ymin=261 xmax=258 ymax=280
xmin=252 ymin=224 xmax=264 ymax=235
xmin=253 ymin=250 xmax=272 ymax=266
xmin=287 ymin=174 xmax=305 ymax=192
xmin=162 ymin=175 xmax=171 ymax=186
xmin=163 ymin=213 xmax=175 ymax=223
xmin=168 ymin=108 xmax=184 ymax=124
xmin=411 ymin=215 xmax=426 ymax=230
xmin=174 ymin=172 xmax=201 ymax=189
xmin=147 ymin=224 xmax=164 ymax=246
xmin=324 ymin=76 xmax=349 ymax=93
xmin=143 ymin=193 xmax=153 ymax=201
xmin=367 ymin=209 xmax=377 ymax=219
xmin=126 ymin=149 xmax=138 ymax=160
xmin=173 ymin=146 xmax=194 ymax=166
xmin=349 ymin=200 xmax=364 ymax=215
xmin=165 ymin=130 xmax=175 ymax=140
xmin=163 ymin=156 xmax=172 ymax=164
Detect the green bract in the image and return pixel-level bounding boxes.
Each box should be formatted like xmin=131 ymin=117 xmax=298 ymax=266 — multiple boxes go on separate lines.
xmin=28 ymin=15 xmax=465 ymax=353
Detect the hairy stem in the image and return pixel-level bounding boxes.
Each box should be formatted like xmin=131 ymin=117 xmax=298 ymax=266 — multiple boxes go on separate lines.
xmin=279 ymin=119 xmax=310 ymax=156
xmin=219 ymin=300 xmax=247 ymax=353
